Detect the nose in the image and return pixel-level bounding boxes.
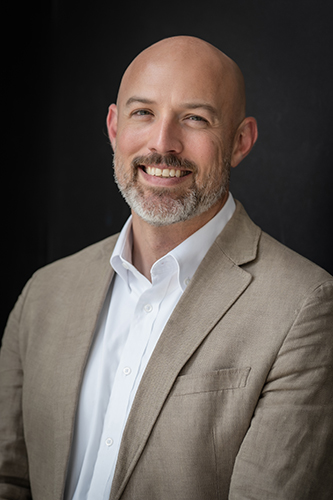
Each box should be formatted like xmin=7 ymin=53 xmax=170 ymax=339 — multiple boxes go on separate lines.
xmin=147 ymin=117 xmax=183 ymax=155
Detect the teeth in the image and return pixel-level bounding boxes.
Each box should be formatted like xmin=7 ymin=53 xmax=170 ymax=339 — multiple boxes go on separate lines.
xmin=145 ymin=166 xmax=187 ymax=178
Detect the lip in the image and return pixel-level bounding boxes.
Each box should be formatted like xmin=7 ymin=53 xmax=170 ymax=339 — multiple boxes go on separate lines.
xmin=138 ymin=165 xmax=193 ymax=186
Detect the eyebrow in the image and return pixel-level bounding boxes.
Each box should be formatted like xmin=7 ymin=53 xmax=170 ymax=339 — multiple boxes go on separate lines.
xmin=125 ymin=97 xmax=156 ymax=107
xmin=182 ymin=102 xmax=218 ymax=117
xmin=125 ymin=97 xmax=219 ymax=119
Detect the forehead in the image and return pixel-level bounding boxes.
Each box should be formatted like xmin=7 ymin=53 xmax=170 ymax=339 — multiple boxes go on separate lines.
xmin=118 ymin=53 xmax=228 ymax=111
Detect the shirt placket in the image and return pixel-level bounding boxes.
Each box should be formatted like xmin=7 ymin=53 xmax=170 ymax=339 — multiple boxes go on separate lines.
xmin=87 ymin=284 xmax=161 ymax=499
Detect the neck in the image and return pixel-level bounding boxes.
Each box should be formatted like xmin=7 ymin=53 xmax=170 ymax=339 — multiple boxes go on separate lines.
xmin=131 ymin=194 xmax=227 ymax=281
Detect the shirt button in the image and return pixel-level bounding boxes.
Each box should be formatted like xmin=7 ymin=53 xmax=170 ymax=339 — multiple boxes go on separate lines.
xmin=123 ymin=366 xmax=131 ymax=375
xmin=144 ymin=304 xmax=153 ymax=313
xmin=122 ymin=261 xmax=129 ymax=269
xmin=184 ymin=277 xmax=191 ymax=286
xmin=106 ymin=438 xmax=113 ymax=447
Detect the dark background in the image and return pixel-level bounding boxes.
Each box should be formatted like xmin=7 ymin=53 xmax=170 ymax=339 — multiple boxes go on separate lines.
xmin=3 ymin=0 xmax=333 ymax=337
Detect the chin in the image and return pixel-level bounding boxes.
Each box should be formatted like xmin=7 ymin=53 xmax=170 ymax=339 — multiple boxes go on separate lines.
xmin=124 ymin=186 xmax=227 ymax=227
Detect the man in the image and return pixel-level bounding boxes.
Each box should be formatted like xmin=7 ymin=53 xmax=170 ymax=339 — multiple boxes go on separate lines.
xmin=0 ymin=36 xmax=332 ymax=500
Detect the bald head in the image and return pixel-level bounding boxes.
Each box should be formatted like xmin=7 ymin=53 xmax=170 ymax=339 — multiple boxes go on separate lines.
xmin=117 ymin=36 xmax=246 ymax=131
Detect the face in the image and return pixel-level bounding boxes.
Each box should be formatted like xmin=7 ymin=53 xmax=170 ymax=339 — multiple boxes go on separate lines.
xmin=108 ymin=50 xmax=237 ymax=227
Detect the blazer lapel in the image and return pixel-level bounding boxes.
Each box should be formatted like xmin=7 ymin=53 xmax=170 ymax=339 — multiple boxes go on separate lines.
xmin=110 ymin=202 xmax=261 ymax=500
xmin=53 ymin=237 xmax=117 ymax=499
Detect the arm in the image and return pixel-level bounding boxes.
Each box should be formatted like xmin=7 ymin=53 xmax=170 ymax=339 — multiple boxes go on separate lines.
xmin=0 ymin=281 xmax=32 ymax=500
xmin=229 ymin=280 xmax=333 ymax=499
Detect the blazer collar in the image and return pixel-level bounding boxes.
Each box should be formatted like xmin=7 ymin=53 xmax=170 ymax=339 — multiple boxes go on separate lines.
xmin=215 ymin=199 xmax=261 ymax=266
xmin=110 ymin=201 xmax=261 ymax=500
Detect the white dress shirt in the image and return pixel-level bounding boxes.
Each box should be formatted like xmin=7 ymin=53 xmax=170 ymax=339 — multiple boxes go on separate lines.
xmin=65 ymin=193 xmax=236 ymax=500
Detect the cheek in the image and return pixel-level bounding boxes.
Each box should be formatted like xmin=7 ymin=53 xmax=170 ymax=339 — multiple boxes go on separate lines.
xmin=113 ymin=150 xmax=133 ymax=185
xmin=189 ymin=137 xmax=224 ymax=173
xmin=116 ymin=127 xmax=146 ymax=157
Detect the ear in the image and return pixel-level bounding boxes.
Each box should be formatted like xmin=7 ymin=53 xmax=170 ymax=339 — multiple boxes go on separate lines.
xmin=230 ymin=117 xmax=258 ymax=168
xmin=106 ymin=103 xmax=118 ymax=150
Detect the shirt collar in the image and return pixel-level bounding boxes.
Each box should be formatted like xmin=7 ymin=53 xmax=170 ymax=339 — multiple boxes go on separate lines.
xmin=111 ymin=193 xmax=236 ymax=291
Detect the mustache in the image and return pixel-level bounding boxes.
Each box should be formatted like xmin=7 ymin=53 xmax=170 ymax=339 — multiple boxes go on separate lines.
xmin=131 ymin=153 xmax=197 ymax=172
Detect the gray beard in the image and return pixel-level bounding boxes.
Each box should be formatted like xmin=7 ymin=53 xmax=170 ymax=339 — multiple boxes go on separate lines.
xmin=113 ymin=153 xmax=230 ymax=227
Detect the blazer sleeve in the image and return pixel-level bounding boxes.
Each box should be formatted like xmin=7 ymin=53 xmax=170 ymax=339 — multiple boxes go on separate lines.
xmin=0 ymin=279 xmax=33 ymax=500
xmin=229 ymin=279 xmax=333 ymax=500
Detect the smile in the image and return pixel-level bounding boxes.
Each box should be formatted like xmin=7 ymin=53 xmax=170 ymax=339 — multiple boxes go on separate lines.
xmin=144 ymin=166 xmax=190 ymax=178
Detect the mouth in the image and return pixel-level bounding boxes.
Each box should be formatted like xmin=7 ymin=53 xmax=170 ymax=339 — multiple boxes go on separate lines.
xmin=141 ymin=166 xmax=191 ymax=178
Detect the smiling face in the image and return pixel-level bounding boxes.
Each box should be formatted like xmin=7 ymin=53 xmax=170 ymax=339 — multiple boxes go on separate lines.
xmin=107 ymin=37 xmax=256 ymax=227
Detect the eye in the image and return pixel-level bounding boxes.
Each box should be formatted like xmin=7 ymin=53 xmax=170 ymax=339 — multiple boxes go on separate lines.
xmin=189 ymin=115 xmax=206 ymax=121
xmin=186 ymin=114 xmax=209 ymax=126
xmin=131 ymin=109 xmax=153 ymax=117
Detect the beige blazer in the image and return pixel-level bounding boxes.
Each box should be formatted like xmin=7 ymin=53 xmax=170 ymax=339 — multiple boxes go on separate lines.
xmin=1 ymin=201 xmax=333 ymax=500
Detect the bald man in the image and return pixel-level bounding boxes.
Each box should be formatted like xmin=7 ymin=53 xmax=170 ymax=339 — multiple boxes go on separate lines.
xmin=1 ymin=36 xmax=332 ymax=500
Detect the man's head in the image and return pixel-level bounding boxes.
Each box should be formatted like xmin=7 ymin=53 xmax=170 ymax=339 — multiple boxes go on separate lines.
xmin=107 ymin=36 xmax=258 ymax=226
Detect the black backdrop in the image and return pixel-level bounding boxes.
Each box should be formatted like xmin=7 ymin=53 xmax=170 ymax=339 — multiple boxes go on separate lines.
xmin=3 ymin=0 xmax=333 ymax=337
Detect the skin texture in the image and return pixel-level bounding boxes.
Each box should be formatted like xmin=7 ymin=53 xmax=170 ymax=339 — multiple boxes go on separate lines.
xmin=107 ymin=36 xmax=258 ymax=279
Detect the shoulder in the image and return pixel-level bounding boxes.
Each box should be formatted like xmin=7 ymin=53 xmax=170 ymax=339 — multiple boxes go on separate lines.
xmin=251 ymin=229 xmax=332 ymax=317
xmin=35 ymin=234 xmax=119 ymax=280
xmin=257 ymin=229 xmax=332 ymax=290
xmin=223 ymin=200 xmax=332 ymax=296
xmin=17 ymin=234 xmax=119 ymax=310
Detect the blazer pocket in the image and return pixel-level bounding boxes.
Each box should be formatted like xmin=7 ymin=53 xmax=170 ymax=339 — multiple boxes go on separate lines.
xmin=172 ymin=367 xmax=251 ymax=396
